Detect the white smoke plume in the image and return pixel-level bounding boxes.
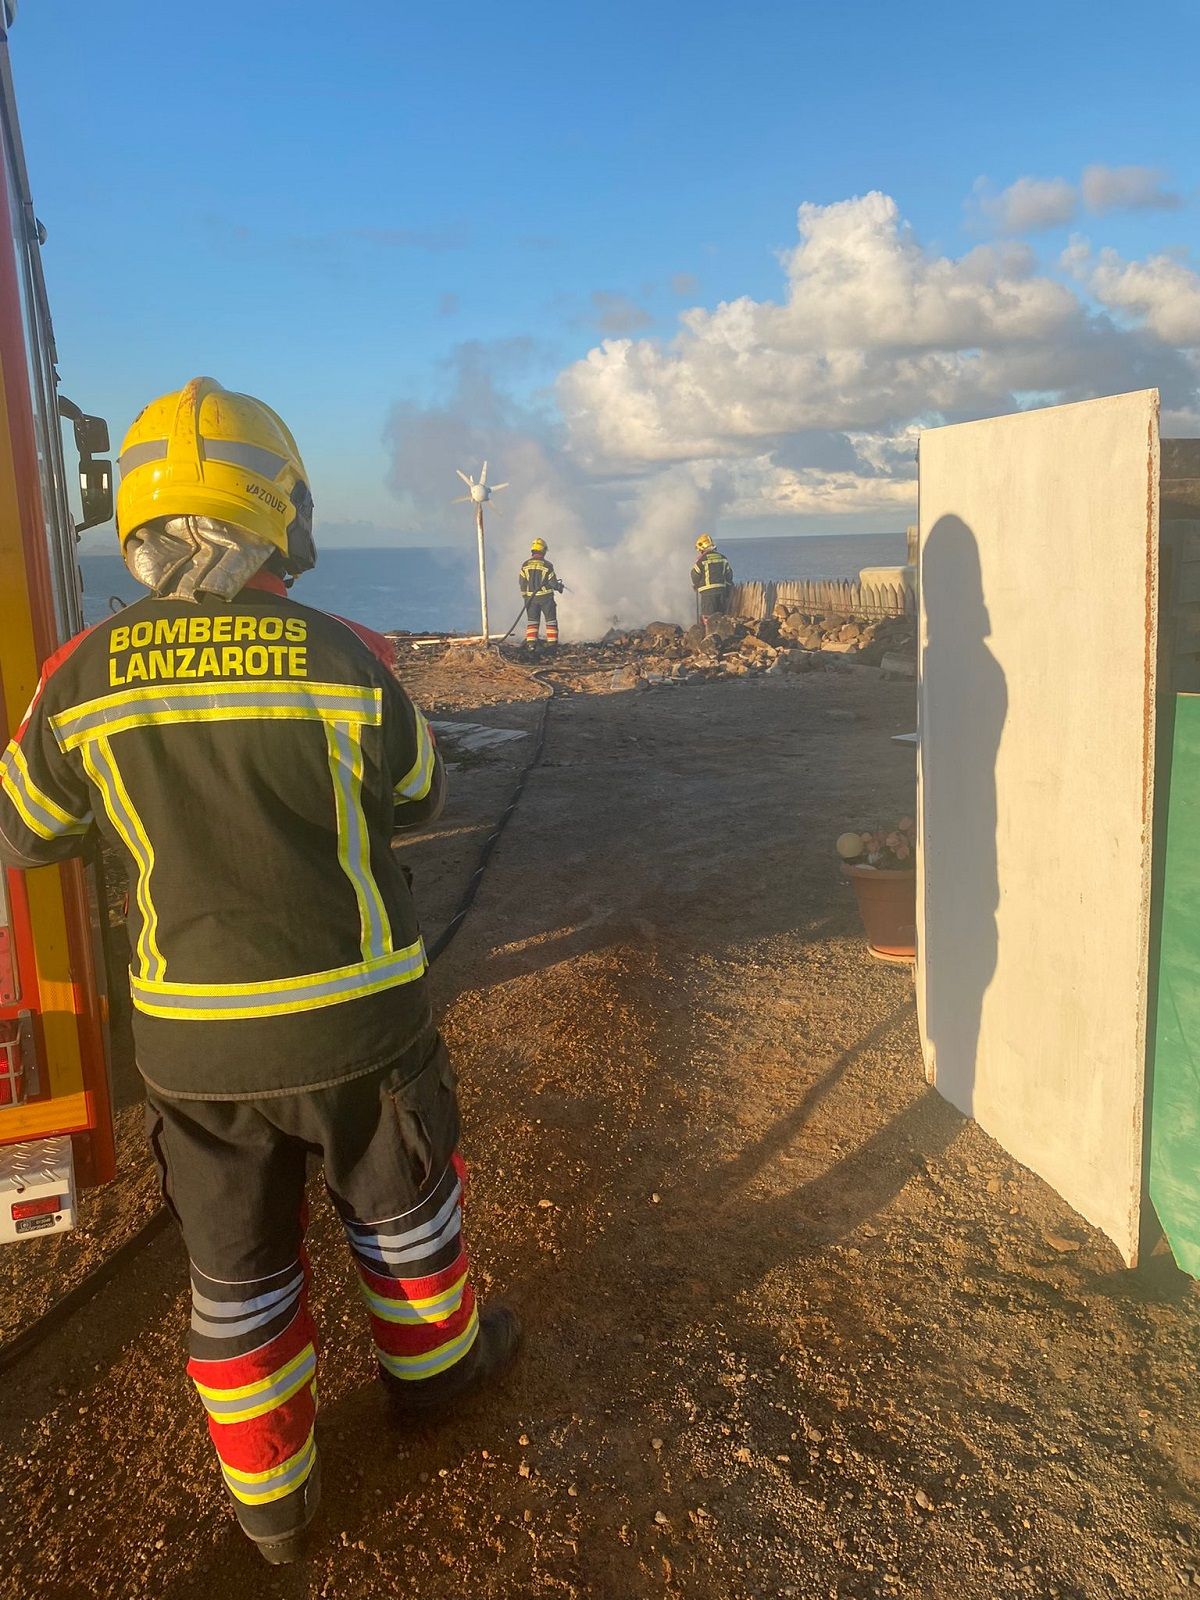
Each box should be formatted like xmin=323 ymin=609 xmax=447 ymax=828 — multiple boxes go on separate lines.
xmin=496 ymin=467 xmax=731 ymax=639
xmin=383 ymin=346 xmax=728 ymax=637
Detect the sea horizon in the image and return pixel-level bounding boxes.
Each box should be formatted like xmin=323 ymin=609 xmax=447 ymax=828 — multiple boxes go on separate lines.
xmin=79 ymin=530 xmax=907 ymax=635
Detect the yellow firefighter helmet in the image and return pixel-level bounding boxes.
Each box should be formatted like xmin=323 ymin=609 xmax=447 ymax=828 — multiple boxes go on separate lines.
xmin=695 ymin=532 xmax=714 ymax=552
xmin=116 ymin=377 xmax=315 ymax=574
xmin=530 ymin=538 xmax=548 ymax=555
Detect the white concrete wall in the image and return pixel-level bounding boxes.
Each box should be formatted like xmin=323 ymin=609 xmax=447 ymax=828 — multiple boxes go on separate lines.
xmin=917 ymin=391 xmax=1159 ymax=1264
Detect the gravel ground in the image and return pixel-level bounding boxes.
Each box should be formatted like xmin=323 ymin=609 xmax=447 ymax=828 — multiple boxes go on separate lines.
xmin=0 ymin=651 xmax=1197 ymax=1600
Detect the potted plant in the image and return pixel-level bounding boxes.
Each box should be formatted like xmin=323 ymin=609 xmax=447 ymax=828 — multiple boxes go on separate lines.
xmin=837 ymin=818 xmax=917 ymax=962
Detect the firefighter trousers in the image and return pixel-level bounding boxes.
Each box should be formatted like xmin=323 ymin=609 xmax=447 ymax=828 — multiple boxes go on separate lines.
xmin=145 ymin=1026 xmax=479 ymax=1543
xmin=524 ymin=595 xmax=558 ymax=644
xmin=698 ymin=587 xmax=730 ymax=630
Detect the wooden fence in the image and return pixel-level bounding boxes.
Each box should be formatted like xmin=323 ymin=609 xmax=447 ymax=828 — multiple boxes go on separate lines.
xmin=726 ymin=576 xmax=916 ymax=622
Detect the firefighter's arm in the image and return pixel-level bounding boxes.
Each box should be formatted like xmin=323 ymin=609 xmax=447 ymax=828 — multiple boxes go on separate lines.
xmin=0 ymin=679 xmax=93 ymax=869
xmin=382 ymin=674 xmax=447 ymax=832
xmin=690 ymin=562 xmax=702 ymax=590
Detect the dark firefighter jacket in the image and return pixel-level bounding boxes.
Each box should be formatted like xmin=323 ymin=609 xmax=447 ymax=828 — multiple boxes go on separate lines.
xmin=690 ymin=549 xmax=733 ymax=593
xmin=0 ymin=576 xmax=446 ymax=1101
xmin=519 ymin=557 xmax=563 ymax=600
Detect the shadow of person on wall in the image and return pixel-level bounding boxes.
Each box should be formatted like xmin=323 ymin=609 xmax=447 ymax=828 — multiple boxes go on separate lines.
xmin=921 ymin=514 xmax=1008 ymax=1118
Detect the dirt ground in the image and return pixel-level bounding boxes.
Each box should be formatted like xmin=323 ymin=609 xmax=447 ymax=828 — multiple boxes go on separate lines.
xmin=1 ymin=648 xmax=1198 ymax=1600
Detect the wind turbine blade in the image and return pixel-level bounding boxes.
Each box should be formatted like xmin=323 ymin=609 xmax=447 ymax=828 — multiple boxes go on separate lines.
xmin=452 ymin=495 xmax=471 ymax=504
xmin=489 ymin=499 xmax=502 ymax=515
xmin=455 ymin=469 xmax=472 ymax=486
xmin=490 ymin=482 xmax=509 ymax=492
xmin=480 ymin=460 xmax=488 ymax=486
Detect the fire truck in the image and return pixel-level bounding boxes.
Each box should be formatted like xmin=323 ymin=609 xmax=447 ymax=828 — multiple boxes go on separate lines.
xmin=0 ymin=3 xmax=117 ymax=1241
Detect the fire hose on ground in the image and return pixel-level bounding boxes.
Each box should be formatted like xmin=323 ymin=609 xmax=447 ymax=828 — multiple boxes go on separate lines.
xmin=0 ymin=667 xmax=559 ymax=1375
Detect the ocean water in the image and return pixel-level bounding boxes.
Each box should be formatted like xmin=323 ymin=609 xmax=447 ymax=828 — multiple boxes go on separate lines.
xmin=78 ymin=531 xmax=906 ymax=635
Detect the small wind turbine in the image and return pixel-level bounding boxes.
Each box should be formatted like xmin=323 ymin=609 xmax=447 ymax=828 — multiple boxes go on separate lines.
xmin=453 ymin=461 xmax=508 ymax=642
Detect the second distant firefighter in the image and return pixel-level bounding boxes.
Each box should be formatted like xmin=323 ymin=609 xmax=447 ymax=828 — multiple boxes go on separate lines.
xmin=691 ymin=532 xmax=733 ymax=632
xmin=519 ymin=538 xmax=564 ymax=647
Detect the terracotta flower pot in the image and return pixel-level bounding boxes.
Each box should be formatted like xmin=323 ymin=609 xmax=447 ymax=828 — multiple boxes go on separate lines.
xmin=842 ymin=863 xmax=917 ymax=962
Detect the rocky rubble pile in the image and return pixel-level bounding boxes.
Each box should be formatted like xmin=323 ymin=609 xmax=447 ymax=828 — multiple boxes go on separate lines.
xmin=596 ymin=608 xmax=917 ymax=685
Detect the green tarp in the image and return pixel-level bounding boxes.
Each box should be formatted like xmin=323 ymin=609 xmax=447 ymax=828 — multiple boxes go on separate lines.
xmin=1150 ymin=693 xmax=1200 ymax=1277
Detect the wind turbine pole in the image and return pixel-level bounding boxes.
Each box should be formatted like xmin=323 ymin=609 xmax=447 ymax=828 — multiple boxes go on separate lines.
xmin=453 ymin=460 xmax=507 ymax=643
xmin=475 ymin=499 xmax=490 ymax=643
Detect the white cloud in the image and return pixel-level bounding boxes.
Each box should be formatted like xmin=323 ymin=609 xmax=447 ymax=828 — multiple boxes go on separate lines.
xmin=1065 ymin=238 xmax=1200 ymax=345
xmin=559 ymin=192 xmax=1192 ymax=492
xmin=971 ymin=165 xmax=1182 ymax=237
xmin=976 ymin=176 xmax=1078 ymax=235
xmin=1081 ymin=164 xmax=1180 ymax=214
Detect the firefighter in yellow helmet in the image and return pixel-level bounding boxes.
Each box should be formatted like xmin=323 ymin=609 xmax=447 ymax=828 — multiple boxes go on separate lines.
xmin=519 ymin=536 xmax=565 ymax=650
xmin=691 ymin=532 xmax=733 ymax=632
xmin=0 ymin=379 xmax=519 ymax=1565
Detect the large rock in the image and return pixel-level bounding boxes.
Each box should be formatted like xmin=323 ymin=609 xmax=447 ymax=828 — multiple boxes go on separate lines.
xmin=780 ymin=615 xmax=823 ymax=649
xmin=740 ymin=634 xmax=778 ymax=659
xmin=644 ymin=620 xmax=683 ymax=642
xmin=682 ymin=623 xmax=707 ymax=653
xmin=787 ymin=649 xmax=815 ymax=673
xmin=706 ymin=613 xmax=743 ymax=642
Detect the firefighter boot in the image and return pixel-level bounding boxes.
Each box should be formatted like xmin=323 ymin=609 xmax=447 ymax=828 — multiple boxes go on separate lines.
xmin=384 ymin=1306 xmax=523 ymax=1419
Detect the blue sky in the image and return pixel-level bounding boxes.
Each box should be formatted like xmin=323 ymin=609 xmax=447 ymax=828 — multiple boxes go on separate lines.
xmin=11 ymin=0 xmax=1200 ymax=550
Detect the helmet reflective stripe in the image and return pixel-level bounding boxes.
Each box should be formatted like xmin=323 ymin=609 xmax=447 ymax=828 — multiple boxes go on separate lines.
xmin=201 ymin=440 xmax=290 ymax=479
xmin=118 ymin=439 xmax=290 ymax=481
xmin=117 ymin=439 xmax=169 ymax=476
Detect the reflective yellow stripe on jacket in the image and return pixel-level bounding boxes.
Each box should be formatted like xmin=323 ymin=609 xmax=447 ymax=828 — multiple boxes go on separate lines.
xmin=128 ymin=940 xmax=426 ymax=1021
xmin=79 ymin=734 xmax=166 ymax=981
xmin=0 ymin=741 xmax=91 ymax=840
xmin=695 ymin=554 xmax=732 ymax=592
xmin=394 ymin=707 xmax=435 ymax=804
xmin=51 ymin=680 xmax=428 ymax=1019
xmin=521 ymin=559 xmax=555 ymax=598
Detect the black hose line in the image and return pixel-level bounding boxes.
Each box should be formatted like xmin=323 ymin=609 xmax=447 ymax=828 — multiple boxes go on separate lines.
xmin=425 ymin=669 xmax=557 ymax=962
xmin=0 ymin=663 xmax=558 ymax=1375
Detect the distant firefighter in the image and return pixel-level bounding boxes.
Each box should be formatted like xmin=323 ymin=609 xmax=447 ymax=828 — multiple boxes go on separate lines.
xmin=520 ymin=538 xmax=565 ymax=648
xmin=691 ymin=532 xmax=733 ymax=632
